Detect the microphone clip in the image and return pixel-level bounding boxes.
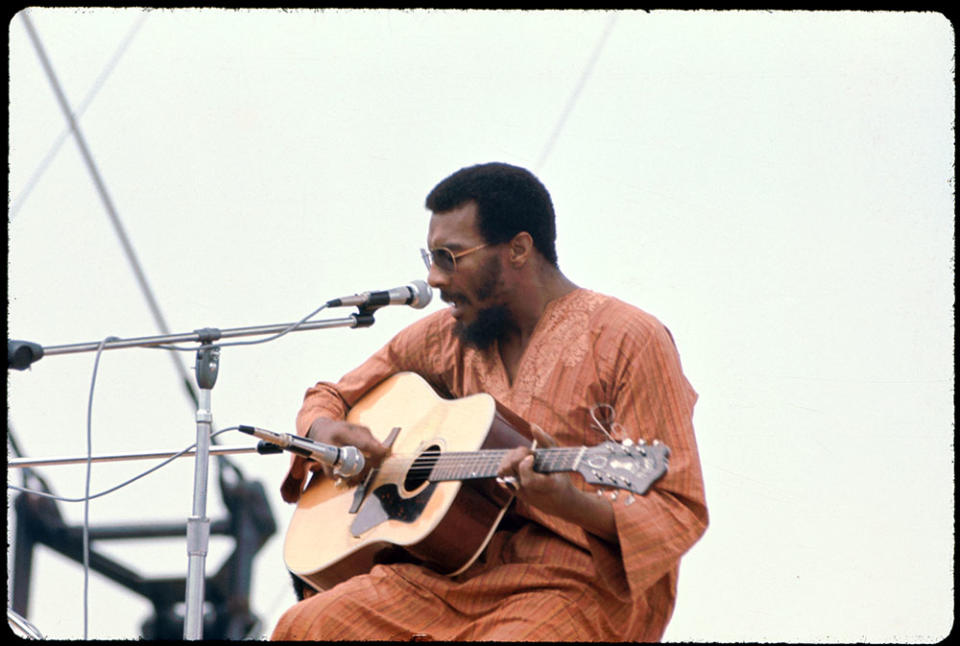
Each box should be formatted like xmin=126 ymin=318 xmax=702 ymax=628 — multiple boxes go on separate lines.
xmin=351 ymin=305 xmax=379 ymax=328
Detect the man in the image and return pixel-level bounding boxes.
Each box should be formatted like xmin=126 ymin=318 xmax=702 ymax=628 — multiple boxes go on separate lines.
xmin=272 ymin=162 xmax=708 ymax=641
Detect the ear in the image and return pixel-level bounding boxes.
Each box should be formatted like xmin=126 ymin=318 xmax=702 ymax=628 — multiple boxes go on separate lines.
xmin=508 ymin=232 xmax=534 ymax=267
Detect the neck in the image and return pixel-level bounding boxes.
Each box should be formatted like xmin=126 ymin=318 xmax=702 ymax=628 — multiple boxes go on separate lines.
xmin=501 ymin=264 xmax=578 ymax=347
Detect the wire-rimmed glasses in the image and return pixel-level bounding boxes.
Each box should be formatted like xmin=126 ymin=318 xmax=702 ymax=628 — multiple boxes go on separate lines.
xmin=420 ymin=243 xmax=489 ymax=273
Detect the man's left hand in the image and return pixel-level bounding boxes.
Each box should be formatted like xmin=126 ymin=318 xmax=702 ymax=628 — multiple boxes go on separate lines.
xmin=496 ymin=426 xmax=619 ymax=543
xmin=497 ymin=427 xmax=578 ymax=518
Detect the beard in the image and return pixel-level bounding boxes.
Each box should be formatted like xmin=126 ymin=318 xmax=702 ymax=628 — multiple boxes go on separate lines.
xmin=447 ymin=254 xmax=513 ymax=350
xmin=454 ymin=304 xmax=512 ymax=350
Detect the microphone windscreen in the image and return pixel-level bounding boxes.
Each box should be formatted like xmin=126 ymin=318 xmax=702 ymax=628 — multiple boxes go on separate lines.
xmin=408 ymin=280 xmax=433 ymax=309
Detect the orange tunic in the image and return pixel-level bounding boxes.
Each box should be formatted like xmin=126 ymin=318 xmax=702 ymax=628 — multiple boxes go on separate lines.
xmin=273 ymin=289 xmax=708 ymax=641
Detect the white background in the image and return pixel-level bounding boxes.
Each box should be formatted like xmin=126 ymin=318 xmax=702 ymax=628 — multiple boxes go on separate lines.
xmin=7 ymin=8 xmax=954 ymax=642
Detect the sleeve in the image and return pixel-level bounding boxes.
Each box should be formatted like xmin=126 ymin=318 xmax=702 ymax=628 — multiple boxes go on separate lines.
xmin=280 ymin=311 xmax=453 ymax=502
xmin=584 ymin=314 xmax=709 ymax=614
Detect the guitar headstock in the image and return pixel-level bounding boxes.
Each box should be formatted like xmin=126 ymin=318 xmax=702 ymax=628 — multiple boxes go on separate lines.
xmin=575 ymin=439 xmax=669 ymax=496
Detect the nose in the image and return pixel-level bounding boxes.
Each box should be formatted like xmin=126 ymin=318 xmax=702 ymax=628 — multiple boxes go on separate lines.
xmin=426 ymin=262 xmax=449 ymax=289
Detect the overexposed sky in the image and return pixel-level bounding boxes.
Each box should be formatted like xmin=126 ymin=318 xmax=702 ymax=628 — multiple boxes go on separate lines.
xmin=7 ymin=8 xmax=954 ymax=642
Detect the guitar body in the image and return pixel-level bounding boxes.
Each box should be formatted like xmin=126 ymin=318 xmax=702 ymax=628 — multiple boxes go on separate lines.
xmin=284 ymin=372 xmax=532 ymax=592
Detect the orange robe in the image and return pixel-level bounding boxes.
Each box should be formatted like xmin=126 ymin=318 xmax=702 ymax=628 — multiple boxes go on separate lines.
xmin=273 ymin=289 xmax=708 ymax=641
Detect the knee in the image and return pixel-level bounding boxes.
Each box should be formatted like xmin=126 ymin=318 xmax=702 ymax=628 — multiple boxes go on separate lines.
xmin=271 ymin=593 xmax=340 ymax=640
xmin=271 ymin=586 xmax=381 ymax=641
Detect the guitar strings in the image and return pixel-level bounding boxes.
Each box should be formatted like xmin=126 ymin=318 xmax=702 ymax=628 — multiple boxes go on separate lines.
xmin=373 ymin=447 xmax=590 ymax=478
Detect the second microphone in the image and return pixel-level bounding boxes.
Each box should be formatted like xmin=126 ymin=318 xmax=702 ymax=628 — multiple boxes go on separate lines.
xmin=239 ymin=425 xmax=365 ymax=477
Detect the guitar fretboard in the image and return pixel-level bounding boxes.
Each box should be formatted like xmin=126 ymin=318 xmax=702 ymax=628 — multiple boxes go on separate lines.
xmin=412 ymin=447 xmax=586 ymax=482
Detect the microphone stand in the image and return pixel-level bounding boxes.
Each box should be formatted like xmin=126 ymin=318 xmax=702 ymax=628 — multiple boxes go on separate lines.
xmin=8 ymin=310 xmax=377 ymax=362
xmin=8 ymin=445 xmax=273 ymax=469
xmin=8 ymin=306 xmax=380 ymax=640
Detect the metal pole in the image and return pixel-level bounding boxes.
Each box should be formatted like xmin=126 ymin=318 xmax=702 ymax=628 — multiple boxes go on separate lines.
xmin=18 ymin=10 xmax=199 ymax=407
xmin=183 ymin=346 xmax=217 ymax=640
xmin=7 ymin=445 xmax=262 ymax=469
xmin=8 ymin=312 xmax=372 ymax=372
xmin=38 ymin=315 xmax=367 ymax=357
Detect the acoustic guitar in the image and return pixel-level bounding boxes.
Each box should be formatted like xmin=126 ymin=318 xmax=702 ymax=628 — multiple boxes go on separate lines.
xmin=283 ymin=372 xmax=669 ymax=592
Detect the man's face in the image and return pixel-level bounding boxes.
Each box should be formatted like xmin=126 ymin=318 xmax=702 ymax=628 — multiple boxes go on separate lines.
xmin=426 ymin=202 xmax=513 ymax=349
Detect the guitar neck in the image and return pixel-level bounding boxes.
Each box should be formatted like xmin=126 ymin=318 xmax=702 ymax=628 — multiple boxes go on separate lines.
xmin=417 ymin=447 xmax=585 ymax=483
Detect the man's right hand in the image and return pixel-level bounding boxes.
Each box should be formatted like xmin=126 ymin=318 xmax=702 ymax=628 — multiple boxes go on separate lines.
xmin=281 ymin=417 xmax=390 ymax=503
xmin=304 ymin=417 xmax=390 ymax=480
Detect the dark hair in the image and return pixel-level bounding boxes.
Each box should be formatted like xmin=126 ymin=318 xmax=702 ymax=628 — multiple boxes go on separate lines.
xmin=425 ymin=162 xmax=558 ymax=267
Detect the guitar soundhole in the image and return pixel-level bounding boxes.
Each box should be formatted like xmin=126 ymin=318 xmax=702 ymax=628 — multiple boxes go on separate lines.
xmin=404 ymin=444 xmax=441 ymax=493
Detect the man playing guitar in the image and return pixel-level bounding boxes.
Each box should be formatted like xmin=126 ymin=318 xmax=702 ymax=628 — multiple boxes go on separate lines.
xmin=272 ymin=162 xmax=708 ymax=642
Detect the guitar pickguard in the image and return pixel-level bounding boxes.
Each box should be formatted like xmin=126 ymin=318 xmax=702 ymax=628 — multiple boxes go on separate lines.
xmin=350 ymin=482 xmax=438 ymax=537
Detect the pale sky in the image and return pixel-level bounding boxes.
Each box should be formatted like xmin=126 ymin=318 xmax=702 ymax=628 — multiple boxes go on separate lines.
xmin=7 ymin=8 xmax=954 ymax=642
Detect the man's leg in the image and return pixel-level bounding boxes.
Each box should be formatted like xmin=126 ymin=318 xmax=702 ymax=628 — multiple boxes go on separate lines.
xmin=271 ymin=565 xmax=451 ymax=641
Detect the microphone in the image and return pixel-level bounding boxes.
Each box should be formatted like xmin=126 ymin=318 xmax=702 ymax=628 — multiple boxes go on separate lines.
xmin=326 ymin=280 xmax=432 ymax=310
xmin=238 ymin=425 xmax=365 ymax=477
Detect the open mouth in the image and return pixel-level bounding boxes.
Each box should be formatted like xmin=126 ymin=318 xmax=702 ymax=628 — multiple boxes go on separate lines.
xmin=442 ymin=293 xmax=469 ymax=319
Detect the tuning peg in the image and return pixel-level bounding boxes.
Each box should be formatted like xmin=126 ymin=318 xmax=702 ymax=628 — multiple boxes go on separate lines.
xmin=622 ymin=438 xmax=634 ymax=447
xmin=608 ymin=491 xmax=618 ymax=501
xmin=624 ymin=494 xmax=636 ymax=505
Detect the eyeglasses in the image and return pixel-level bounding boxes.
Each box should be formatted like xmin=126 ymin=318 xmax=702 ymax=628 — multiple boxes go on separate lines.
xmin=420 ymin=244 xmax=489 ymax=273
